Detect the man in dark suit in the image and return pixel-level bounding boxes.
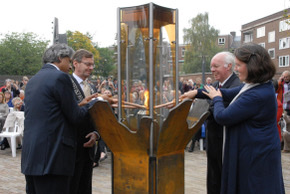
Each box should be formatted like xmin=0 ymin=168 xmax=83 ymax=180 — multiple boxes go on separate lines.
xmin=21 ymin=44 xmax=113 ymax=194
xmin=181 ymin=52 xmax=240 ymax=194
xmin=69 ymin=49 xmax=99 ymax=194
xmin=205 ymin=52 xmax=241 ymax=194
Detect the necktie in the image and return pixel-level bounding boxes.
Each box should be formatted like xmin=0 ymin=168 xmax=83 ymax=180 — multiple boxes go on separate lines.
xmin=83 ymin=80 xmax=91 ymax=97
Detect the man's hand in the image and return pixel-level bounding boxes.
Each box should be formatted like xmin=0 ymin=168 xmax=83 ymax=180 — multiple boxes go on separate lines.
xmin=179 ymin=90 xmax=198 ymax=101
xmin=83 ymin=132 xmax=98 ymax=148
xmin=78 ymin=93 xmax=99 ymax=106
xmin=99 ymin=94 xmax=118 ymax=105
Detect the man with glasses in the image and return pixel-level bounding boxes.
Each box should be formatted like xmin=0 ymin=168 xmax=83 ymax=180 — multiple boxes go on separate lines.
xmin=69 ymin=49 xmax=99 ymax=194
xmin=21 ymin=44 xmax=114 ymax=194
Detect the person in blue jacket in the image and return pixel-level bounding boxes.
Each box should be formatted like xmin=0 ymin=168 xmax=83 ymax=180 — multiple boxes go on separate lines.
xmin=181 ymin=43 xmax=285 ymax=194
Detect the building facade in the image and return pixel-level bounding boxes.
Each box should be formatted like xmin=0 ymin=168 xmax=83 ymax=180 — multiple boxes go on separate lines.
xmin=241 ymin=8 xmax=290 ymax=76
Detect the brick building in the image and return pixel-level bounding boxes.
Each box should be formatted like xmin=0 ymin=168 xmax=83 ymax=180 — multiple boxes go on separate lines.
xmin=241 ymin=8 xmax=290 ymax=77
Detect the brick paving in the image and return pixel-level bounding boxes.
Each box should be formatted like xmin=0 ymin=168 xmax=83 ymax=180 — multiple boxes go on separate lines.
xmin=0 ymin=148 xmax=289 ymax=194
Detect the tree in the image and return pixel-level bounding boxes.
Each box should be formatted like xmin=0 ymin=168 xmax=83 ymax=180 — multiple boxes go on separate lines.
xmin=0 ymin=32 xmax=49 ymax=75
xmin=67 ymin=30 xmax=100 ymax=69
xmin=183 ymin=13 xmax=222 ymax=73
xmin=95 ymin=46 xmax=116 ymax=78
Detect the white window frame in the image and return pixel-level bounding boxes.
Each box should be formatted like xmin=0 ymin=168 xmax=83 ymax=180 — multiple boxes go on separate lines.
xmin=268 ymin=31 xmax=275 ymax=43
xmin=268 ymin=48 xmax=275 ymax=59
xmin=279 ymin=19 xmax=290 ymax=32
xmin=257 ymin=26 xmax=265 ymax=38
xmin=279 ymin=55 xmax=289 ymax=67
xmin=258 ymin=42 xmax=265 ymax=48
xmin=218 ymin=38 xmax=225 ymax=45
xmin=244 ymin=34 xmax=253 ymax=43
xmin=279 ymin=37 xmax=290 ymax=49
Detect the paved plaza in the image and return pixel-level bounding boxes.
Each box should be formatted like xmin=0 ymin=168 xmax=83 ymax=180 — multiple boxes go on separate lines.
xmin=0 ymin=148 xmax=289 ymax=193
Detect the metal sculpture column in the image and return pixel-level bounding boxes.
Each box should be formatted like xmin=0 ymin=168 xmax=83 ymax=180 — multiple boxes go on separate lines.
xmin=89 ymin=3 xmax=210 ymax=193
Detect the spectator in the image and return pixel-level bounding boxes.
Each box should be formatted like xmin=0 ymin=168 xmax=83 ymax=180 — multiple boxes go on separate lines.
xmin=19 ymin=76 xmax=29 ymax=90
xmin=4 ymin=90 xmax=13 ymax=108
xmin=1 ymin=79 xmax=20 ymax=98
xmin=12 ymin=97 xmax=24 ymax=111
xmin=282 ymin=111 xmax=290 ymax=153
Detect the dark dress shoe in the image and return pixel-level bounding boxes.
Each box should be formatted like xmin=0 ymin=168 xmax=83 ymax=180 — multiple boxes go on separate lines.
xmin=1 ymin=144 xmax=6 ymax=150
xmin=99 ymin=154 xmax=107 ymax=162
xmin=93 ymin=162 xmax=99 ymax=168
xmin=17 ymin=145 xmax=22 ymax=150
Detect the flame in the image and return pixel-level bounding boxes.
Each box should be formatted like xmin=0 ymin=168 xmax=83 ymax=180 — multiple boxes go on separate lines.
xmin=144 ymin=90 xmax=149 ymax=109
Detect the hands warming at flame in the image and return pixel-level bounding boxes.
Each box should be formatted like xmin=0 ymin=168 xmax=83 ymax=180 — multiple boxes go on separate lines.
xmin=78 ymin=93 xmax=118 ymax=107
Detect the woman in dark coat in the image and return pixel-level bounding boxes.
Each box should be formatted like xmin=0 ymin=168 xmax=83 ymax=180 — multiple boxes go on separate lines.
xmin=182 ymin=43 xmax=285 ymax=193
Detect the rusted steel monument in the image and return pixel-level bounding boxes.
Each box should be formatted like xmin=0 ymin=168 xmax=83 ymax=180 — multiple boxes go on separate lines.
xmin=90 ymin=3 xmax=209 ymax=193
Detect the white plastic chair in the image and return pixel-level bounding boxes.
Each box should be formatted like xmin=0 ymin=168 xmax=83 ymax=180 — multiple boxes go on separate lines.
xmin=0 ymin=121 xmax=22 ymax=157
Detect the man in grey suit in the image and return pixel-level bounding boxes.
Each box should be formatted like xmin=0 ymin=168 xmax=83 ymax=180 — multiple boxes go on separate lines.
xmin=21 ymin=44 xmax=113 ymax=194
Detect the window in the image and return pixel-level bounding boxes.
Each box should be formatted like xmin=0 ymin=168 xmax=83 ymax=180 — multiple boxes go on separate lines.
xmin=218 ymin=38 xmax=225 ymax=45
xmin=257 ymin=26 xmax=265 ymax=38
xmin=268 ymin=48 xmax=275 ymax=59
xmin=279 ymin=37 xmax=290 ymax=49
xmin=279 ymin=55 xmax=289 ymax=67
xmin=181 ymin=47 xmax=186 ymax=57
xmin=279 ymin=19 xmax=290 ymax=32
xmin=244 ymin=34 xmax=253 ymax=43
xmin=258 ymin=42 xmax=265 ymax=48
xmin=268 ymin=31 xmax=275 ymax=43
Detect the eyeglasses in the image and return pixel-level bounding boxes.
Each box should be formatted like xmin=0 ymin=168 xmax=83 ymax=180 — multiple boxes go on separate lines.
xmin=81 ymin=61 xmax=95 ymax=68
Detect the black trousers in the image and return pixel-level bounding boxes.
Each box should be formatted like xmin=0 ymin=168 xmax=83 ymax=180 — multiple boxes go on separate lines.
xmin=25 ymin=174 xmax=70 ymax=194
xmin=94 ymin=138 xmax=106 ymax=163
xmin=206 ymin=120 xmax=223 ymax=194
xmin=69 ymin=154 xmax=94 ymax=194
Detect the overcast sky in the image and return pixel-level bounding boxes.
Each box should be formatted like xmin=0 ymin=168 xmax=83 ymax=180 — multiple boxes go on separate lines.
xmin=1 ymin=0 xmax=289 ymax=47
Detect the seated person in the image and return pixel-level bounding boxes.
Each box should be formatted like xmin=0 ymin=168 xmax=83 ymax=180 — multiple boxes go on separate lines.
xmin=12 ymin=97 xmax=24 ymax=111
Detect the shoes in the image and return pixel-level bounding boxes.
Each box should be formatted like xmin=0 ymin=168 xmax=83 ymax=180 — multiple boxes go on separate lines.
xmin=99 ymin=153 xmax=107 ymax=162
xmin=282 ymin=150 xmax=290 ymax=153
xmin=93 ymin=162 xmax=99 ymax=168
xmin=16 ymin=145 xmax=22 ymax=150
xmin=1 ymin=144 xmax=6 ymax=150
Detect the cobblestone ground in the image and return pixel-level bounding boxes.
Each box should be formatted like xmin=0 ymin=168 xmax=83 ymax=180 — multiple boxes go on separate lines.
xmin=0 ymin=148 xmax=289 ymax=194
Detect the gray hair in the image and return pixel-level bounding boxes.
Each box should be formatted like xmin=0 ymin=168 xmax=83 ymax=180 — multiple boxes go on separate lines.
xmin=216 ymin=51 xmax=236 ymax=71
xmin=42 ymin=44 xmax=75 ymax=64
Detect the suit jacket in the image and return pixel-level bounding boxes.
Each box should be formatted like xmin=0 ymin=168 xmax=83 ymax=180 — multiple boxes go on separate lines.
xmin=70 ymin=75 xmax=97 ymax=161
xmin=21 ymin=64 xmax=95 ymax=176
xmin=206 ymin=73 xmax=241 ymax=138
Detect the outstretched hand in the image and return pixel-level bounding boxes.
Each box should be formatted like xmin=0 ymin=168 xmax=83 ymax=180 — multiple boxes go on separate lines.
xmin=202 ymin=85 xmax=222 ymax=99
xmin=78 ymin=93 xmax=99 ymax=106
xmin=179 ymin=90 xmax=198 ymax=101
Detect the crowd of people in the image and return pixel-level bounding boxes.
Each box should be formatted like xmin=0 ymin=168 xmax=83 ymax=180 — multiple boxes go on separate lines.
xmin=0 ymin=77 xmax=27 ymax=150
xmin=0 ymin=42 xmax=288 ymax=193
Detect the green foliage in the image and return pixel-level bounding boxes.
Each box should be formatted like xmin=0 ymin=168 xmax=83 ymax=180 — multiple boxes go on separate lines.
xmin=0 ymin=32 xmax=49 ymax=75
xmin=183 ymin=13 xmax=222 ymax=73
xmin=67 ymin=31 xmax=100 ymax=67
xmin=95 ymin=46 xmax=116 ymax=78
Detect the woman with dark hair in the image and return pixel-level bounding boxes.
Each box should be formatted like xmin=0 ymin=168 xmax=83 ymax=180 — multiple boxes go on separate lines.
xmin=181 ymin=43 xmax=285 ymax=193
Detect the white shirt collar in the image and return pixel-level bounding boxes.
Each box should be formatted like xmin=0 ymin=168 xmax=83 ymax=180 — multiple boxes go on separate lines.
xmin=48 ymin=63 xmax=60 ymax=71
xmin=72 ymin=73 xmax=84 ymax=85
xmin=219 ymin=73 xmax=233 ymax=87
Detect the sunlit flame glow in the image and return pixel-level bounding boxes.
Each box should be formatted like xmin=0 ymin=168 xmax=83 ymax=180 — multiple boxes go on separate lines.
xmin=144 ymin=90 xmax=149 ymax=109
